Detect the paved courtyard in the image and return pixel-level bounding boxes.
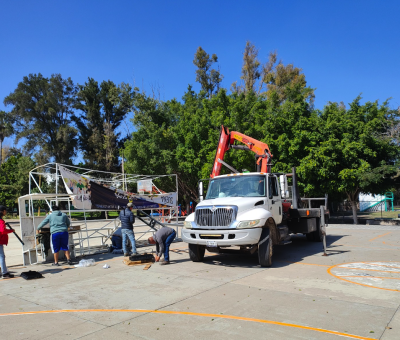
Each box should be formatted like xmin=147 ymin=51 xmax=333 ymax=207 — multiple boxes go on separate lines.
xmin=1 ymin=223 xmax=399 ymax=339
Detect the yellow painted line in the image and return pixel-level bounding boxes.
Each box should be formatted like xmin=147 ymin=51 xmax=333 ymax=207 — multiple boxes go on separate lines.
xmin=369 ymin=232 xmax=391 ymax=242
xmin=327 ymin=263 xmax=400 ymax=292
xmin=382 ymin=241 xmax=399 ymax=247
xmin=0 ymin=309 xmax=376 ymax=340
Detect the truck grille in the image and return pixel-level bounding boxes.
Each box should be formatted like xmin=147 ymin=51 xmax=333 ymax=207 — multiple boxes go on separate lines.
xmin=195 ymin=207 xmax=236 ymax=227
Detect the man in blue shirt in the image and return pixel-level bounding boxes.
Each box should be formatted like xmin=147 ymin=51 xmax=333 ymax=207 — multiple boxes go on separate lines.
xmin=37 ymin=205 xmax=72 ymax=266
xmin=119 ymin=203 xmax=137 ymax=256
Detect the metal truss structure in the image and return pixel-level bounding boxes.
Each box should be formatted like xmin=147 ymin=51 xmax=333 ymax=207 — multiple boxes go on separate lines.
xmin=19 ymin=163 xmax=182 ymax=265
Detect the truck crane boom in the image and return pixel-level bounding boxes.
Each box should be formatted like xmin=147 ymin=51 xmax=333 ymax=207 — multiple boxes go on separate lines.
xmin=211 ymin=125 xmax=273 ymax=178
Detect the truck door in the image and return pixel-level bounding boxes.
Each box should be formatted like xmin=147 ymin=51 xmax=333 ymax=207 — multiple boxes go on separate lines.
xmin=267 ymin=175 xmax=282 ymax=224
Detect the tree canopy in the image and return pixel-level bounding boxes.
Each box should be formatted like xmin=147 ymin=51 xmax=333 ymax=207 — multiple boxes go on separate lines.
xmin=0 ymin=154 xmax=35 ymax=209
xmin=298 ymin=98 xmax=400 ymax=223
xmin=193 ymin=47 xmax=223 ymax=99
xmin=74 ymin=78 xmax=134 ymax=171
xmin=124 ymin=40 xmax=399 ymax=221
xmin=0 ymin=110 xmax=14 ymax=165
xmin=124 ymin=85 xmax=322 ymax=209
xmin=1 ymin=41 xmax=399 ymax=222
xmin=4 ymin=73 xmax=78 ymax=164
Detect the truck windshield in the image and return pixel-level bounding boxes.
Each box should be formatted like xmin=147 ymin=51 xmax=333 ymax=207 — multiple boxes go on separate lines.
xmin=205 ymin=175 xmax=266 ymax=199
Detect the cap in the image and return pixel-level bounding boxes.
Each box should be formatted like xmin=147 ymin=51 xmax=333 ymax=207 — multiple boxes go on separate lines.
xmin=127 ymin=203 xmax=133 ymax=208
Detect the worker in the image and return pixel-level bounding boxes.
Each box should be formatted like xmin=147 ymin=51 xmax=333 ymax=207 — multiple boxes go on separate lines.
xmin=148 ymin=226 xmax=176 ymax=265
xmin=108 ymin=227 xmax=132 ymax=254
xmin=0 ymin=205 xmax=15 ymax=278
xmin=119 ymin=203 xmax=137 ymax=256
xmin=37 ymin=205 xmax=73 ymax=266
xmin=109 ymin=227 xmax=123 ymax=253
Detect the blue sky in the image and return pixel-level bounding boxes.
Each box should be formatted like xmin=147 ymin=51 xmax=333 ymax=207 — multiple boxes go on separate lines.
xmin=1 ymin=1 xmax=399 ymax=150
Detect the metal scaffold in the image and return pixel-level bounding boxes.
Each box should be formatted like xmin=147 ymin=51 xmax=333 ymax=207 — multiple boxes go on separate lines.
xmin=19 ymin=163 xmax=182 ymax=265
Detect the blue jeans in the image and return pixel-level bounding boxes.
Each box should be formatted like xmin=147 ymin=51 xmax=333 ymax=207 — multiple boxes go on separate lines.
xmin=164 ymin=230 xmax=176 ymax=262
xmin=122 ymin=229 xmax=136 ymax=254
xmin=0 ymin=245 xmax=8 ymax=275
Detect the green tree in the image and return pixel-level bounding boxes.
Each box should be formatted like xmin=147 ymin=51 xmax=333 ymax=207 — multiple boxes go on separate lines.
xmin=193 ymin=47 xmax=223 ymax=99
xmin=260 ymin=51 xmax=315 ymax=105
xmin=231 ymin=43 xmax=314 ymax=105
xmin=124 ymin=91 xmax=178 ymax=175
xmin=231 ymin=41 xmax=261 ymax=95
xmin=0 ymin=111 xmax=14 ymax=165
xmin=4 ymin=74 xmax=78 ymax=164
xmin=298 ymin=98 xmax=400 ymax=224
xmin=74 ymin=78 xmax=134 ymax=171
xmin=124 ymin=85 xmax=317 ymax=209
xmin=125 ymin=86 xmax=210 ymax=208
xmin=73 ymin=77 xmax=102 ymax=168
xmin=0 ymin=154 xmax=35 ymax=209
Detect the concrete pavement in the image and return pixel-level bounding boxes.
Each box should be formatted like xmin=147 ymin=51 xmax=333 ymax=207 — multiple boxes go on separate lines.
xmin=0 ymin=223 xmax=399 ymax=339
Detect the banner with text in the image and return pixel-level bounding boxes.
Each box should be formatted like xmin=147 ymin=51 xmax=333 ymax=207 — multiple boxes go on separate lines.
xmin=59 ymin=166 xmax=177 ymax=210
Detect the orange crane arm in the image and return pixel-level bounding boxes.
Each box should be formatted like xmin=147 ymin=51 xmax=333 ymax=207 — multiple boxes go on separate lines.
xmin=211 ymin=125 xmax=273 ymax=178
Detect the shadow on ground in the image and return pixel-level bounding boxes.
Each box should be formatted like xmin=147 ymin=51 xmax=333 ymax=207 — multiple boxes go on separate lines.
xmin=171 ymin=234 xmax=348 ymax=269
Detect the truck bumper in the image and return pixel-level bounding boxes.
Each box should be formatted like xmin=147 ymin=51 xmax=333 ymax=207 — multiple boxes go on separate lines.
xmin=181 ymin=228 xmax=262 ymax=246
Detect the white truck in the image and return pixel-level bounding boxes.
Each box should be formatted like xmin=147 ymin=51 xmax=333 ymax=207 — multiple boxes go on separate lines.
xmin=182 ymin=126 xmax=328 ymax=267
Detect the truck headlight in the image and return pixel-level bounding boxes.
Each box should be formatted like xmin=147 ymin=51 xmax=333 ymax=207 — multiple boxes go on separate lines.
xmin=184 ymin=221 xmax=192 ymax=229
xmin=237 ymin=219 xmax=261 ymax=229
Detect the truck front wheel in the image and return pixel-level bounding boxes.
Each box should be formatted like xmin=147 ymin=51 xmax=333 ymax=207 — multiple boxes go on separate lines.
xmin=188 ymin=244 xmax=206 ymax=262
xmin=258 ymin=228 xmax=272 ymax=267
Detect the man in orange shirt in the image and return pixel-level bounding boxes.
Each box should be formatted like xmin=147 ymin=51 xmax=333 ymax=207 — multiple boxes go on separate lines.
xmin=0 ymin=205 xmax=15 ymax=278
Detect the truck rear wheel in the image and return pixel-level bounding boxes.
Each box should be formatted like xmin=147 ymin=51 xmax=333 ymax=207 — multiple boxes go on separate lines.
xmin=188 ymin=244 xmax=206 ymax=262
xmin=306 ymin=217 xmax=323 ymax=242
xmin=258 ymin=228 xmax=272 ymax=267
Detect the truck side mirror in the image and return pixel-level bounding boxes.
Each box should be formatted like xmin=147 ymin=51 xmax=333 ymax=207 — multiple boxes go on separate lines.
xmin=198 ymin=182 xmax=204 ymax=201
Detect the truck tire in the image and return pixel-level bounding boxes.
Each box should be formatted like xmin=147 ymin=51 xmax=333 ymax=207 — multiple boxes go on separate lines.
xmin=306 ymin=218 xmax=323 ymax=242
xmin=258 ymin=228 xmax=272 ymax=267
xmin=188 ymin=244 xmax=206 ymax=262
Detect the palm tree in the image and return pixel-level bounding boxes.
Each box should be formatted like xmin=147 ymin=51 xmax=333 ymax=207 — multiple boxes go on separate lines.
xmin=0 ymin=111 xmax=14 ymax=165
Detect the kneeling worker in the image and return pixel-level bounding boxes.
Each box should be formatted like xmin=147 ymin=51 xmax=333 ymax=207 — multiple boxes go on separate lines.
xmin=109 ymin=227 xmax=133 ymax=254
xmin=37 ymin=205 xmax=72 ymax=266
xmin=148 ymin=226 xmax=176 ymax=265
